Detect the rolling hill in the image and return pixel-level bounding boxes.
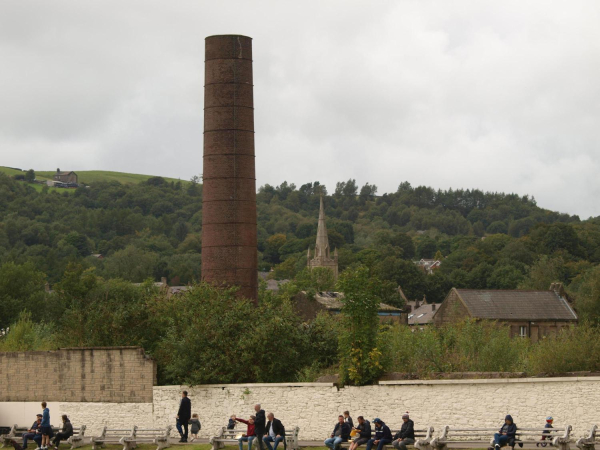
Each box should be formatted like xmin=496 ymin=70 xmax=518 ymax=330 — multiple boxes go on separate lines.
xmin=1 ymin=167 xmax=187 ymax=185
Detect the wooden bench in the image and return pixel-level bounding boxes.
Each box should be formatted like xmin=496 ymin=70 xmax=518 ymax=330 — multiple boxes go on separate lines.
xmin=121 ymin=426 xmax=171 ymax=450
xmin=210 ymin=426 xmax=300 ymax=450
xmin=430 ymin=426 xmax=572 ymax=450
xmin=576 ymin=425 xmax=598 ymax=450
xmin=339 ymin=427 xmax=435 ymax=450
xmin=91 ymin=427 xmax=135 ymax=450
xmin=1 ymin=425 xmax=60 ymax=449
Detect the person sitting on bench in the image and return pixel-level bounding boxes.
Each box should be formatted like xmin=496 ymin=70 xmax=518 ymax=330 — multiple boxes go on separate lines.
xmin=392 ymin=412 xmax=415 ymax=450
xmin=491 ymin=415 xmax=517 ymax=450
xmin=349 ymin=416 xmax=371 ymax=450
xmin=22 ymin=415 xmax=43 ymax=450
xmin=52 ymin=415 xmax=73 ymax=449
xmin=325 ymin=415 xmax=351 ymax=450
xmin=263 ymin=413 xmax=285 ymax=450
xmin=365 ymin=419 xmax=392 ymax=450
xmin=235 ymin=415 xmax=256 ymax=450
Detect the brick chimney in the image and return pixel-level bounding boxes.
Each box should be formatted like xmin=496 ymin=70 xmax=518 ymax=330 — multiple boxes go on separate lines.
xmin=201 ymin=35 xmax=258 ymax=302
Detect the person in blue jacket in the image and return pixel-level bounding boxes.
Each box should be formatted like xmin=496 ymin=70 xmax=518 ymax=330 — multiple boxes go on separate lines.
xmin=365 ymin=419 xmax=393 ymax=450
xmin=492 ymin=415 xmax=517 ymax=450
xmin=40 ymin=402 xmax=51 ymax=450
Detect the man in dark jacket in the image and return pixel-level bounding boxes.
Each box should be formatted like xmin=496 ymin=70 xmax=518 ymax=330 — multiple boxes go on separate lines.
xmin=176 ymin=391 xmax=192 ymax=442
xmin=52 ymin=415 xmax=74 ymax=448
xmin=254 ymin=404 xmax=267 ymax=450
xmin=325 ymin=416 xmax=351 ymax=450
xmin=263 ymin=413 xmax=286 ymax=450
xmin=22 ymin=415 xmax=42 ymax=449
xmin=365 ymin=419 xmax=393 ymax=450
xmin=392 ymin=413 xmax=415 ymax=450
xmin=492 ymin=415 xmax=517 ymax=450
xmin=349 ymin=416 xmax=371 ymax=450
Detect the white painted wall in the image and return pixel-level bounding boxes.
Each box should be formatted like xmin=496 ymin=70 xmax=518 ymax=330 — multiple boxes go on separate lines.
xmin=2 ymin=378 xmax=600 ymax=442
xmin=0 ymin=402 xmax=60 ymax=428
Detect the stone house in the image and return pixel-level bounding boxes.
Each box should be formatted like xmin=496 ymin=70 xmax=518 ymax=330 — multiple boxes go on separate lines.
xmin=294 ymin=291 xmax=404 ymax=323
xmin=53 ymin=169 xmax=78 ymax=183
xmin=432 ymin=286 xmax=578 ymax=341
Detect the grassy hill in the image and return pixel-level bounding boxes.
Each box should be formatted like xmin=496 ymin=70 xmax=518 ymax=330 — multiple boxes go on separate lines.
xmin=1 ymin=167 xmax=187 ymax=185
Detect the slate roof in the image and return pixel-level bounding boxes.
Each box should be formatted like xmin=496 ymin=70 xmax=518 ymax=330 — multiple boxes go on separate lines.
xmin=454 ymin=289 xmax=578 ymax=321
xmin=314 ymin=292 xmax=401 ymax=313
xmin=408 ymin=303 xmax=437 ymax=325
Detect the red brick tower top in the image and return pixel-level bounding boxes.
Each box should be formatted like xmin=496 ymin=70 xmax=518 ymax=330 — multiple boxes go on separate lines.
xmin=202 ymin=35 xmax=258 ymax=301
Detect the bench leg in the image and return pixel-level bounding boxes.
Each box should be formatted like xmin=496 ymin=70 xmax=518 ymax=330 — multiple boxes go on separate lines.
xmin=156 ymin=440 xmax=169 ymax=450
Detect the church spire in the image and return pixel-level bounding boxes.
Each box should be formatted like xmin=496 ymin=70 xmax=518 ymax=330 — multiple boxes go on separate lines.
xmin=315 ymin=195 xmax=330 ymax=258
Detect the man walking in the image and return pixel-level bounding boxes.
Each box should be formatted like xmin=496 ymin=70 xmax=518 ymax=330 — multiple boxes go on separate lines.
xmin=263 ymin=413 xmax=286 ymax=450
xmin=176 ymin=391 xmax=192 ymax=443
xmin=392 ymin=413 xmax=415 ymax=450
xmin=254 ymin=404 xmax=266 ymax=450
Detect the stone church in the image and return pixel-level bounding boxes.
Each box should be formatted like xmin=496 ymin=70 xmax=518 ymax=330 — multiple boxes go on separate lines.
xmin=307 ymin=196 xmax=339 ymax=280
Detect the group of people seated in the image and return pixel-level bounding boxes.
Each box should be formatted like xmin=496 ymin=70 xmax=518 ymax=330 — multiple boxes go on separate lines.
xmin=20 ymin=403 xmax=73 ymax=450
xmin=325 ymin=412 xmax=530 ymax=450
xmin=325 ymin=411 xmax=415 ymax=450
xmin=228 ymin=404 xmax=286 ymax=450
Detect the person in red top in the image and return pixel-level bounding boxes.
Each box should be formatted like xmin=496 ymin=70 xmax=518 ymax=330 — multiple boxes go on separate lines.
xmin=234 ymin=415 xmax=257 ymax=450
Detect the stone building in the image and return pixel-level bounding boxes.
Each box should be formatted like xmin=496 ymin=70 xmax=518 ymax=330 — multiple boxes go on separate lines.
xmin=432 ymin=286 xmax=578 ymax=341
xmin=307 ymin=196 xmax=338 ymax=280
xmin=53 ymin=169 xmax=78 ymax=183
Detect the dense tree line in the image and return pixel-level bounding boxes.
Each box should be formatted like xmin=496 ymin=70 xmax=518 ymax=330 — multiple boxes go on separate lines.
xmin=2 ymin=172 xmax=600 ymax=383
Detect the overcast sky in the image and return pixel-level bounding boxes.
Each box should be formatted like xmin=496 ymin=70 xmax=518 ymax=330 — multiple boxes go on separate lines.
xmin=1 ymin=1 xmax=599 ymax=218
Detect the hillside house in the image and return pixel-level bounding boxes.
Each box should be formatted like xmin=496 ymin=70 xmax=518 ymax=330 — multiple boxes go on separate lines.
xmin=415 ymin=259 xmax=442 ymax=275
xmin=432 ymin=285 xmax=578 ymax=341
xmin=54 ymin=169 xmax=78 ymax=184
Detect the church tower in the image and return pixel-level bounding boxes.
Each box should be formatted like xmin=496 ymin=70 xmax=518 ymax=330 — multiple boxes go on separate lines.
xmin=307 ymin=196 xmax=339 ymax=280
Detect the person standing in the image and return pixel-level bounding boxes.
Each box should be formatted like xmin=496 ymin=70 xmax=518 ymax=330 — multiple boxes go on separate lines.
xmin=344 ymin=412 xmax=354 ymax=430
xmin=392 ymin=413 xmax=415 ymax=450
xmin=263 ymin=413 xmax=286 ymax=450
xmin=254 ymin=404 xmax=266 ymax=450
xmin=40 ymin=402 xmax=51 ymax=450
xmin=176 ymin=391 xmax=192 ymax=443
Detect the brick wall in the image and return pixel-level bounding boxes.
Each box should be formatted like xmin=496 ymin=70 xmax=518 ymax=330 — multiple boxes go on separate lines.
xmin=0 ymin=347 xmax=155 ymax=403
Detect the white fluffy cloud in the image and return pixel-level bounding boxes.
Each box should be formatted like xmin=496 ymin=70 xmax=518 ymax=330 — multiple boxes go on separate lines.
xmin=1 ymin=0 xmax=599 ymax=217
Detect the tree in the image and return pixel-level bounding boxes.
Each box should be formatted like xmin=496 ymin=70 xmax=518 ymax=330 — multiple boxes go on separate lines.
xmin=337 ymin=265 xmax=385 ymax=385
xmin=103 ymin=245 xmax=159 ymax=282
xmin=0 ymin=262 xmax=48 ymax=330
xmin=24 ymin=169 xmax=35 ymax=183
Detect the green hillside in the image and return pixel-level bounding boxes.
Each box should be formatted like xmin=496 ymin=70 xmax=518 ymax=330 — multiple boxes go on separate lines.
xmin=1 ymin=167 xmax=187 ymax=185
xmin=36 ymin=170 xmax=187 ymax=185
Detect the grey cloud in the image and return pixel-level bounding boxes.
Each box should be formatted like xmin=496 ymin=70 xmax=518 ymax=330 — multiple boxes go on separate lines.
xmin=1 ymin=0 xmax=599 ymax=217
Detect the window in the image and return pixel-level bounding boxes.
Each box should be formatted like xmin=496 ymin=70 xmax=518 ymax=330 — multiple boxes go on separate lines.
xmin=417 ymin=314 xmax=425 ymax=318
xmin=408 ymin=314 xmax=414 ymax=319
xmin=519 ymin=326 xmax=528 ymax=338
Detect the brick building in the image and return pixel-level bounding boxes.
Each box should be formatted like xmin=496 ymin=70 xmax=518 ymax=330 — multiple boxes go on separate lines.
xmin=432 ymin=286 xmax=578 ymax=341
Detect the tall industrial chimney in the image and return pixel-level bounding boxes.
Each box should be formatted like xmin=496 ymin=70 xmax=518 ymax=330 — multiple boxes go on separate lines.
xmin=202 ymin=35 xmax=258 ymax=301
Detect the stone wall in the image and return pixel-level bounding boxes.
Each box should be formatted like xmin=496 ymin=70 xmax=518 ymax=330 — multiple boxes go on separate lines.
xmin=153 ymin=378 xmax=600 ymax=440
xmin=0 ymin=347 xmax=155 ymax=403
xmin=3 ymin=376 xmax=600 ymax=441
